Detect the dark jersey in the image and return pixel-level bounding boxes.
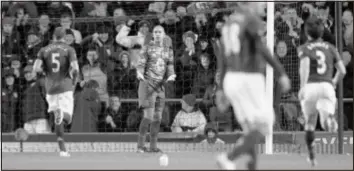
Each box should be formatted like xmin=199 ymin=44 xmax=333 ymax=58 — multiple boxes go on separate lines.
xmin=298 ymin=40 xmax=341 ymax=83
xmin=218 ymin=8 xmax=285 ymax=88
xmin=37 ymin=42 xmax=77 ymax=95
xmin=222 ymin=9 xmax=265 ymax=73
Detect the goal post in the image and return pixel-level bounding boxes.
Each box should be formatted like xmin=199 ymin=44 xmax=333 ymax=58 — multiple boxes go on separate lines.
xmin=265 ymin=1 xmax=275 ymax=155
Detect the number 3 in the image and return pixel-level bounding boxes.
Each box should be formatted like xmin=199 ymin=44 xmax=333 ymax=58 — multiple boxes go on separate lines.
xmin=52 ymin=53 xmax=60 ymax=73
xmin=315 ymin=50 xmax=327 ymax=74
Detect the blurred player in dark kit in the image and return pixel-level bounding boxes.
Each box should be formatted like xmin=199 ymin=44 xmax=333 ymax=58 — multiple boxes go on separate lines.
xmin=215 ymin=2 xmax=291 ymax=170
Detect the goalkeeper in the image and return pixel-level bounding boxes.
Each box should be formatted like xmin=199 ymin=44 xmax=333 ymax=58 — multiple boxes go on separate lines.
xmin=134 ymin=25 xmax=176 ymax=153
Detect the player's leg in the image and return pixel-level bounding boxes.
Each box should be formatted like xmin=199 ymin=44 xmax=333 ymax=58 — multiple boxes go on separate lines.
xmin=300 ymin=85 xmax=319 ymax=166
xmin=149 ymin=92 xmax=165 ymax=153
xmin=46 ymin=94 xmax=66 ymax=153
xmin=225 ymin=73 xmax=267 ymax=169
xmin=316 ymin=84 xmax=338 ymax=133
xmin=217 ymin=73 xmax=261 ymax=170
xmin=52 ymin=91 xmax=74 ymax=156
xmin=137 ymin=81 xmax=155 ymax=152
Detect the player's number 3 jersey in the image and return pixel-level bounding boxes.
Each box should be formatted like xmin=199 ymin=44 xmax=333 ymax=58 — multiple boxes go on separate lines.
xmin=298 ymin=41 xmax=340 ymax=83
xmin=38 ymin=42 xmax=77 ymax=95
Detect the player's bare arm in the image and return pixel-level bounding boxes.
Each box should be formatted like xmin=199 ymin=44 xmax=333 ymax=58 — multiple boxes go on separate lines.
xmin=332 ymin=49 xmax=347 ymax=86
xmin=261 ymin=42 xmax=290 ymax=92
xmin=68 ymin=47 xmax=80 ymax=84
xmin=299 ymin=57 xmax=311 ymax=89
xmin=70 ymin=60 xmax=80 ymax=84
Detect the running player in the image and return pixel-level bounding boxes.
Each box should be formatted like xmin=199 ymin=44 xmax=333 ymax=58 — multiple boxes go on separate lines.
xmin=32 ymin=27 xmax=79 ymax=157
xmin=297 ymin=16 xmax=346 ymax=166
xmin=215 ymin=2 xmax=291 ymax=170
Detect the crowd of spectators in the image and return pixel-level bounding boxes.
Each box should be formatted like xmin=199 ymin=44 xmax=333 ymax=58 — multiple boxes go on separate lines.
xmin=1 ymin=2 xmax=353 ymax=134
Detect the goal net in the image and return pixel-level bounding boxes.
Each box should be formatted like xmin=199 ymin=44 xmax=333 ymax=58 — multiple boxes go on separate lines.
xmin=1 ymin=2 xmax=345 ymax=154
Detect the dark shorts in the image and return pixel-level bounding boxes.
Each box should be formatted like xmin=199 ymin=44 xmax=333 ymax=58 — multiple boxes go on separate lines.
xmin=138 ymin=81 xmax=165 ymax=120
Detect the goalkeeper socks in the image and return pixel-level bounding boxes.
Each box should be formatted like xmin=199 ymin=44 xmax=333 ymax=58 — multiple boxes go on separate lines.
xmin=55 ymin=123 xmax=66 ymax=152
xmin=149 ymin=121 xmax=161 ymax=149
xmin=137 ymin=118 xmax=151 ymax=148
xmin=305 ymin=130 xmax=315 ymax=160
xmin=228 ymin=130 xmax=260 ymax=161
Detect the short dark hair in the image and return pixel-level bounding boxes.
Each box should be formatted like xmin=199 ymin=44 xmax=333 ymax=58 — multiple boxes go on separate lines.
xmin=60 ymin=13 xmax=72 ymax=19
xmin=305 ymin=16 xmax=324 ymax=40
xmin=53 ymin=27 xmax=66 ymax=40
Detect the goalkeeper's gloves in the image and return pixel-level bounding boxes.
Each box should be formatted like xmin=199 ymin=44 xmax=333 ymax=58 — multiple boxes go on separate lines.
xmin=166 ymin=74 xmax=176 ymax=82
xmin=137 ymin=71 xmax=145 ymax=81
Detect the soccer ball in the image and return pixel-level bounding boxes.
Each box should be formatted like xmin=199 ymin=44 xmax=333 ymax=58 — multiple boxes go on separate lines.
xmin=159 ymin=154 xmax=169 ymax=167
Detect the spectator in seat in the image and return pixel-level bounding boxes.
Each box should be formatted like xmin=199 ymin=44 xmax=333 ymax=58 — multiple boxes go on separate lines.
xmin=98 ymin=96 xmax=128 ymax=132
xmin=193 ymin=53 xmax=215 ymax=98
xmin=25 ymin=29 xmax=43 ymax=61
xmin=276 ymin=40 xmax=299 ymax=92
xmin=81 ymin=25 xmax=114 ymax=66
xmin=116 ymin=18 xmax=152 ymax=68
xmin=113 ymin=7 xmax=126 ymax=17
xmin=177 ymin=6 xmax=198 ymax=35
xmin=126 ymin=107 xmax=143 ymax=132
xmin=284 ymin=7 xmax=302 ymax=45
xmin=6 ymin=2 xmax=38 ymax=18
xmin=71 ymin=80 xmax=101 ymax=132
xmin=96 ymin=25 xmax=115 ymax=67
xmin=9 ymin=55 xmax=22 ymax=80
xmin=171 ymin=94 xmax=207 ymax=133
xmin=2 ymin=17 xmax=22 ymax=56
xmin=175 ymin=31 xmax=198 ymax=97
xmin=21 ymin=65 xmax=49 ymax=134
xmin=159 ymin=10 xmax=183 ymax=49
xmin=107 ymin=51 xmax=138 ymax=98
xmin=47 ymin=2 xmax=74 ymax=20
xmin=115 ymin=17 xmax=151 ymax=51
xmin=1 ymin=69 xmax=20 ymax=132
xmin=343 ymin=10 xmax=353 ymax=48
xmin=194 ymin=12 xmax=209 ymax=34
xmin=200 ymin=122 xmax=225 ymax=145
xmin=14 ymin=5 xmax=31 ymax=46
xmin=80 ymin=47 xmax=109 ymax=107
xmin=148 ymin=2 xmax=166 ymax=17
xmin=34 ymin=14 xmax=54 ymax=47
xmin=81 ymin=2 xmax=109 ymax=17
xmin=60 ymin=13 xmax=82 ymax=44
xmin=196 ymin=35 xmax=214 ymax=58
xmin=64 ymin=29 xmax=82 ymax=66
xmin=80 ymin=2 xmax=97 ymax=17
